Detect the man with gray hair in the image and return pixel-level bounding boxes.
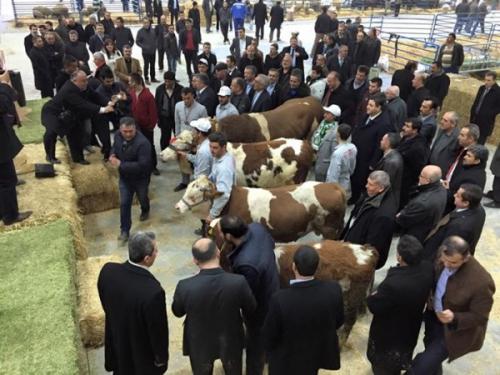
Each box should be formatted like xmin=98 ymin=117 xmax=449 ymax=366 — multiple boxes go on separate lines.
xmin=342 ymin=170 xmax=398 ymax=269
xmin=93 ymin=51 xmax=108 ymax=81
xmin=98 ymin=231 xmax=169 ymax=375
xmin=250 ymin=74 xmax=272 ymax=112
xmin=429 ymin=111 xmax=460 ymax=175
xmin=396 ymin=165 xmax=448 ymax=243
xmin=192 ymin=73 xmax=217 ymax=117
xmin=385 ymin=85 xmax=407 ymax=131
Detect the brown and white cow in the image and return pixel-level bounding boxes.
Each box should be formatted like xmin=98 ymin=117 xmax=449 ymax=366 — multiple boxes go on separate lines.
xmin=274 ymin=241 xmax=378 ymax=345
xmin=160 ymin=130 xmax=314 ymax=188
xmin=215 ymin=96 xmax=324 ymax=143
xmin=175 ymin=176 xmax=346 ymax=241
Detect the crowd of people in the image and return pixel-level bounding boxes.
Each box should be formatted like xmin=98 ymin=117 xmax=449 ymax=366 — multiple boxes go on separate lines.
xmin=0 ymin=3 xmax=498 ymax=375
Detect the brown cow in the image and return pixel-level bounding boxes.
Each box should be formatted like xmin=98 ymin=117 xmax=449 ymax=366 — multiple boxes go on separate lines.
xmin=215 ymin=96 xmax=324 ymax=143
xmin=274 ymin=241 xmax=378 ymax=345
xmin=175 ymin=176 xmax=346 ymax=241
xmin=161 ymin=130 xmax=314 ymax=187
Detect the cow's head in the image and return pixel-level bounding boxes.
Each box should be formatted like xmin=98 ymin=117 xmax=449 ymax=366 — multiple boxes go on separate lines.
xmin=159 ymin=130 xmax=194 ymax=162
xmin=174 ymin=175 xmax=218 ymax=213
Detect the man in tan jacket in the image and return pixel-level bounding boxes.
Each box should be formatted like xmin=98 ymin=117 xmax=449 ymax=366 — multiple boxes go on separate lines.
xmin=409 ymin=235 xmax=495 ymax=374
xmin=114 ymin=44 xmax=142 ymax=87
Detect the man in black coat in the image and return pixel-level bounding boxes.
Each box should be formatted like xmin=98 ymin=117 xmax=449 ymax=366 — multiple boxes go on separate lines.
xmin=342 ymin=170 xmax=398 ymax=269
xmin=326 ymin=45 xmax=352 ymax=83
xmin=396 ymin=165 xmax=448 ymax=243
xmin=419 ymin=97 xmax=438 ymax=146
xmin=220 ymin=216 xmax=280 ymax=375
xmin=367 ymin=235 xmax=434 ymax=374
xmin=374 ymin=132 xmax=404 ymax=208
xmin=24 ymin=24 xmax=39 ymax=56
xmin=193 ymin=73 xmax=217 ymax=117
xmin=179 ymin=20 xmax=201 ymax=79
xmin=112 ymin=17 xmax=135 ymax=53
xmin=263 ymin=245 xmax=344 ymax=375
xmin=253 ymin=0 xmax=268 ymax=40
xmin=109 ymin=117 xmax=152 ymax=242
xmin=345 ymin=65 xmax=369 ymax=116
xmin=398 ymin=118 xmax=430 ymax=209
xmin=168 ymin=0 xmax=180 ymax=24
xmin=448 ymin=143 xmax=487 ymax=196
xmin=424 ymin=183 xmax=485 ymax=261
xmin=250 ymin=74 xmax=272 ymax=112
xmin=391 ymin=60 xmax=417 ymax=102
xmin=278 ymin=69 xmax=310 ymax=105
xmin=322 ymin=71 xmax=354 ymax=123
xmin=469 ymin=71 xmax=500 ymax=144
xmin=429 ymin=111 xmax=460 ymax=175
xmin=155 ymin=71 xmax=183 ymax=150
xmin=406 ymin=73 xmax=430 ymax=118
xmin=424 ymin=62 xmax=450 ymax=107
xmin=269 ymin=1 xmax=284 ymax=42
xmin=29 ymin=36 xmax=54 ymax=98
xmin=230 ymin=77 xmax=251 ymax=114
xmin=88 ymin=23 xmax=110 ymax=53
xmin=97 ymin=231 xmax=169 ymax=375
xmin=350 ymin=93 xmax=393 ymax=203
xmin=229 ymin=28 xmax=253 ymax=64
xmin=280 ymin=36 xmax=309 ymax=80
xmin=172 ymin=238 xmax=256 ymax=374
xmin=0 ymin=83 xmax=32 ymax=225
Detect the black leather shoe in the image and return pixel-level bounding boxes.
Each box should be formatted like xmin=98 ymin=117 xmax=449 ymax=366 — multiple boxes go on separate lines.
xmin=174 ymin=183 xmax=187 ymax=192
xmin=46 ymin=156 xmax=61 ymax=164
xmin=484 ymin=190 xmax=494 ymax=199
xmin=77 ymin=159 xmax=90 ymax=165
xmin=3 ymin=211 xmax=32 ymax=225
xmin=117 ymin=232 xmax=129 ymax=243
xmin=152 ymin=168 xmax=160 ymax=176
xmin=151 ymin=79 xmax=160 ymax=83
xmin=16 ymin=179 xmax=26 ymax=186
xmin=140 ymin=211 xmax=150 ymax=221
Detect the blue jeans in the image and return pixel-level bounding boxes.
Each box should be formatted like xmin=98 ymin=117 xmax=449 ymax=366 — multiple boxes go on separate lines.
xmin=119 ymin=177 xmax=150 ymax=235
xmin=233 ymin=18 xmax=244 ymax=37
xmin=167 ymin=55 xmax=177 ymax=73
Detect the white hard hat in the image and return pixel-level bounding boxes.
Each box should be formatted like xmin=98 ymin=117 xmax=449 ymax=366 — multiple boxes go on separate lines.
xmin=323 ymin=104 xmax=341 ymax=117
xmin=191 ymin=118 xmax=212 ymax=132
xmin=217 ymin=85 xmax=232 ymax=97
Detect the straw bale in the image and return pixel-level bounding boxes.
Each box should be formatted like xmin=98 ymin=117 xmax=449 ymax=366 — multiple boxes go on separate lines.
xmin=72 ymin=152 xmax=120 ymax=214
xmin=1 ymin=143 xmax=87 ymax=259
xmin=13 ymin=143 xmax=46 ymax=175
xmin=77 ymin=254 xmax=123 ymax=348
xmin=441 ymin=74 xmax=500 ymax=144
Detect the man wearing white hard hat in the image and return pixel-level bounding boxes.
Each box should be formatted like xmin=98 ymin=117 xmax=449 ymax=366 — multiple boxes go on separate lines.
xmin=314 ymin=104 xmax=342 ymax=181
xmin=216 ymin=85 xmax=239 ymax=121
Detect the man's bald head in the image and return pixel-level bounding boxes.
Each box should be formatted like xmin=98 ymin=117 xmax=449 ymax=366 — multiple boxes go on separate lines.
xmin=192 ymin=238 xmax=219 ymax=264
xmin=385 ymin=85 xmax=400 ymax=100
xmin=420 ymin=165 xmax=442 ymax=185
xmin=71 ymin=70 xmax=89 ymax=90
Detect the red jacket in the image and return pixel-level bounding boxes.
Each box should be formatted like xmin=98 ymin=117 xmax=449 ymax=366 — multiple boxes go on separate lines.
xmin=130 ymin=87 xmax=158 ymax=130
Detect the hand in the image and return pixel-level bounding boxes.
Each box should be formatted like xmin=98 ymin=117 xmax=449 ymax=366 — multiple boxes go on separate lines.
xmin=205 ymin=214 xmax=213 ymax=224
xmin=441 ymin=179 xmax=449 ymax=189
xmin=436 ymin=309 xmax=454 ymax=324
xmin=104 ymin=105 xmax=115 ymax=113
xmin=109 ymin=154 xmax=121 ymax=167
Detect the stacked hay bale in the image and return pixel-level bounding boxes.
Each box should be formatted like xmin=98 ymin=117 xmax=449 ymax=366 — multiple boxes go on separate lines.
xmin=441 ymin=74 xmax=500 ymax=144
xmin=72 ymin=152 xmax=120 ymax=214
xmin=5 ymin=143 xmax=87 ymax=259
xmin=77 ymin=254 xmax=123 ymax=347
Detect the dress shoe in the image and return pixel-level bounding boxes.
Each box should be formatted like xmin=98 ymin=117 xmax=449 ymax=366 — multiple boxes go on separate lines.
xmin=84 ymin=146 xmax=95 ymax=153
xmin=140 ymin=211 xmax=150 ymax=221
xmin=152 ymin=168 xmax=160 ymax=176
xmin=145 ymin=79 xmax=151 ymax=85
xmin=46 ymin=156 xmax=61 ymax=164
xmin=484 ymin=201 xmax=500 ymax=208
xmin=3 ymin=211 xmax=32 ymax=225
xmin=174 ymin=183 xmax=187 ymax=192
xmin=117 ymin=232 xmax=129 ymax=244
xmin=151 ymin=78 xmax=160 ymax=83
xmin=484 ymin=190 xmax=494 ymax=199
xmin=16 ymin=179 xmax=26 ymax=186
xmin=77 ymin=159 xmax=90 ymax=165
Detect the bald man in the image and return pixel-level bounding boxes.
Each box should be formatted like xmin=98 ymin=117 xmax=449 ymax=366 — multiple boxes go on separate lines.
xmin=396 ymin=165 xmax=448 ymax=243
xmin=385 ymin=85 xmax=407 ymax=131
xmin=172 ymin=238 xmax=256 ymax=374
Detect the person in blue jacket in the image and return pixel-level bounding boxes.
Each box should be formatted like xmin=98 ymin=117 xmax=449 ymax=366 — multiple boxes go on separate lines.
xmin=231 ymin=0 xmax=246 ymax=38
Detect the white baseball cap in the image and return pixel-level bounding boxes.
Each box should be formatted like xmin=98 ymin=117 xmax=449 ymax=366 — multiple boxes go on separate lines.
xmin=218 ymin=85 xmax=232 ymax=97
xmin=190 ymin=118 xmax=212 ymax=132
xmin=323 ymin=104 xmax=341 ymax=117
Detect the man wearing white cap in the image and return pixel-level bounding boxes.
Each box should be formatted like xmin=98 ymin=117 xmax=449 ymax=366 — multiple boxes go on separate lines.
xmin=314 ymin=104 xmax=341 ymax=181
xmin=216 ymin=86 xmax=239 ymax=121
xmin=177 ymin=118 xmax=213 ymax=180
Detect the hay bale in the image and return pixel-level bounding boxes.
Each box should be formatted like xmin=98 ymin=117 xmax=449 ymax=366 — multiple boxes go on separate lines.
xmin=441 ymin=74 xmax=500 ymax=144
xmin=72 ymin=153 xmax=120 ymax=214
xmin=1 ymin=143 xmax=87 ymax=259
xmin=77 ymin=254 xmax=122 ymax=348
xmin=13 ymin=143 xmax=46 ymax=175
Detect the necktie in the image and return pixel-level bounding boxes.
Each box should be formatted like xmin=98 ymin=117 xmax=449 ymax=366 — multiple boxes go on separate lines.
xmin=445 ymin=148 xmax=465 ymax=181
xmin=291 ymin=48 xmax=296 ymax=66
xmin=339 ymin=58 xmax=343 ymax=67
xmin=322 ymin=89 xmax=331 ymax=106
xmin=475 ymin=87 xmax=490 ymax=114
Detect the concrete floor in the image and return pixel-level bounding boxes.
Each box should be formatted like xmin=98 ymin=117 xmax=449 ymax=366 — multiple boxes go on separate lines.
xmin=0 ymin=15 xmax=498 ymax=375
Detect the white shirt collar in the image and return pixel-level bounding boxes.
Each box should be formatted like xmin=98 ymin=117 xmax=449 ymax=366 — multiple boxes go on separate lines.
xmin=128 ymin=259 xmax=150 ymax=271
xmin=290 ymin=277 xmax=314 ymax=285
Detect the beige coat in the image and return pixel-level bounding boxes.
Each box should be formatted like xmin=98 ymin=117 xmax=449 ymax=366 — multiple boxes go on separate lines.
xmin=114 ymin=57 xmax=142 ymax=86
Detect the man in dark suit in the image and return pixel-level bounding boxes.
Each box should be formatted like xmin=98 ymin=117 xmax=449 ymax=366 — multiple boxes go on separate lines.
xmin=253 ymin=0 xmax=268 ymax=40
xmin=374 ymin=132 xmax=404 ymax=207
xmin=410 ymin=236 xmax=495 ymax=374
xmin=269 ymin=1 xmax=284 ymax=42
xmin=342 ymin=170 xmax=398 ymax=269
xmin=367 ymin=235 xmax=434 ymax=375
xmin=168 ymin=0 xmax=180 ymax=24
xmin=322 ymin=71 xmax=353 ymax=123
xmin=172 ymin=238 xmax=256 ymax=375
xmin=448 ymin=143 xmax=487 ymax=196
xmin=263 ymin=245 xmax=344 ymax=375
xmin=326 ymin=45 xmax=352 ymax=83
xmin=419 ymin=97 xmax=438 ymax=146
xmin=220 ymin=215 xmax=280 ymax=375
xmin=230 ymin=77 xmax=251 ymax=114
xmin=407 ymin=73 xmax=430 ymax=118
xmin=197 ymin=42 xmax=218 ymax=75
xmin=396 ymin=165 xmax=448 ymax=243
xmin=97 ymin=231 xmax=169 ymax=375
xmin=266 ymin=68 xmax=281 ymax=109
xmin=155 ymin=71 xmax=183 ymax=150
xmin=278 ymin=69 xmax=311 ymax=105
xmin=229 ymin=27 xmax=253 ymax=64
xmin=280 ymin=36 xmax=309 ymax=80
xmin=226 ymin=55 xmax=242 ymax=82
xmin=250 ymin=74 xmax=272 ymax=112
xmin=350 ymin=93 xmax=393 ymax=203
xmin=469 ymin=71 xmax=500 ymax=144
xmin=192 ymin=73 xmax=217 ymax=117
xmin=424 ymin=184 xmax=485 ymax=261
xmin=429 ymin=111 xmax=460 ymax=176
xmin=391 ymin=60 xmax=417 ymax=102
xmin=0 ymin=83 xmax=32 ymax=225
xmin=425 ymin=61 xmax=450 ymax=107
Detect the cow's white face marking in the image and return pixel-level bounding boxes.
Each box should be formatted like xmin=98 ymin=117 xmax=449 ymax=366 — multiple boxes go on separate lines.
xmin=337 ymin=277 xmax=351 ymax=292
xmin=175 ymin=175 xmax=212 ymax=213
xmin=245 ymin=187 xmax=275 ymax=228
xmin=274 ymin=246 xmax=284 ymax=273
xmin=349 ymin=244 xmax=372 ymax=265
xmin=248 ymin=113 xmax=271 ymax=141
xmin=289 ymin=181 xmax=327 ymax=216
xmin=160 ymin=130 xmax=193 ymax=161
xmin=313 ymin=243 xmax=322 ymax=250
